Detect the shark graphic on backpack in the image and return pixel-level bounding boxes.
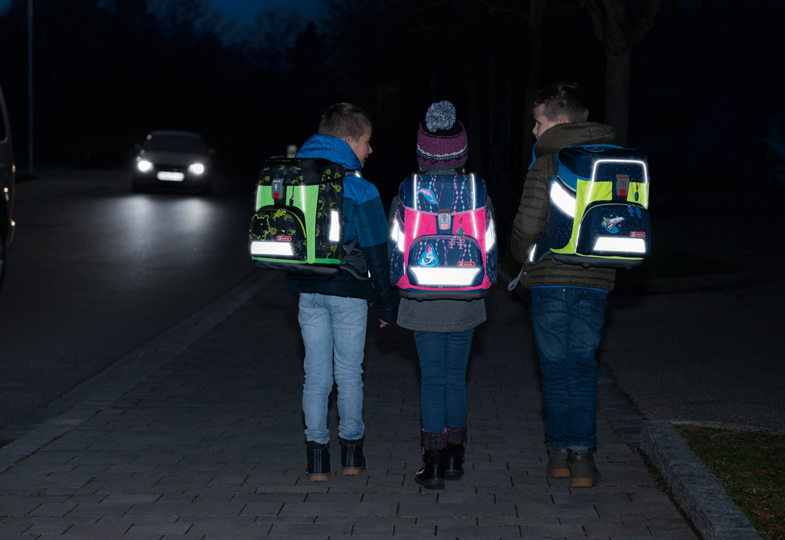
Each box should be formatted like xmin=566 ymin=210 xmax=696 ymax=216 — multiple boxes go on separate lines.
xmin=529 ymin=145 xmax=651 ymax=269
xmin=390 ymin=173 xmax=497 ymax=300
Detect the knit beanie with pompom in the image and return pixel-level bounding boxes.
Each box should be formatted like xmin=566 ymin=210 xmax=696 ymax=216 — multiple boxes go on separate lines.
xmin=416 ymin=101 xmax=468 ymax=170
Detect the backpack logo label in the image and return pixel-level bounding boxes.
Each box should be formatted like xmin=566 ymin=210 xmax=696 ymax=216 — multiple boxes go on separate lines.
xmin=276 ymin=235 xmax=292 ymax=242
xmin=601 ymin=216 xmax=625 ymax=233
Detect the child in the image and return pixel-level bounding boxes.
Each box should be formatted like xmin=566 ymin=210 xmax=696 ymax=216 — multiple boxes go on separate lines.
xmin=287 ymin=102 xmax=398 ymax=481
xmin=510 ymin=82 xmax=616 ymax=488
xmin=392 ymin=101 xmax=490 ymax=490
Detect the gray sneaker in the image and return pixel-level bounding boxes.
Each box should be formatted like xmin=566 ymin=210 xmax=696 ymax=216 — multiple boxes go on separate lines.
xmin=567 ymin=448 xmax=601 ymax=487
xmin=546 ymin=446 xmax=569 ymax=478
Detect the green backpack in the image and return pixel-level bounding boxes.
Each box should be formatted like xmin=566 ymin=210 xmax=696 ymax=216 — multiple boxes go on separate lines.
xmin=248 ymin=158 xmax=350 ymax=275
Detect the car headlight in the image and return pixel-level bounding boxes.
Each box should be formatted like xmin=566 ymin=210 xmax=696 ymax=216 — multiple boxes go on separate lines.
xmin=137 ymin=160 xmax=153 ymax=172
xmin=188 ymin=163 xmax=205 ymax=175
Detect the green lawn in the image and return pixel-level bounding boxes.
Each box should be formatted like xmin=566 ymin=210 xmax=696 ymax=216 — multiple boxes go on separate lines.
xmin=676 ymin=425 xmax=785 ymax=540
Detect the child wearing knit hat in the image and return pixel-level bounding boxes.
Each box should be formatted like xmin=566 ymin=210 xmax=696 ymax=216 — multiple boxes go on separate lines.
xmin=390 ymin=100 xmax=493 ymax=490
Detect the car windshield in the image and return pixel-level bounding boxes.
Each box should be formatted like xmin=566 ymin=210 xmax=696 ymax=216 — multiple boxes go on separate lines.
xmin=143 ymin=134 xmax=206 ymax=153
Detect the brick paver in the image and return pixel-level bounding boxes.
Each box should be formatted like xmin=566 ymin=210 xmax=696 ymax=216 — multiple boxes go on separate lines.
xmin=0 ymin=272 xmax=699 ymax=539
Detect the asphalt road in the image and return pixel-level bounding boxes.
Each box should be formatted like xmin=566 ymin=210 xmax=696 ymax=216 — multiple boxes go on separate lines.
xmin=598 ymin=199 xmax=785 ymax=432
xmin=0 ymin=168 xmax=257 ymax=431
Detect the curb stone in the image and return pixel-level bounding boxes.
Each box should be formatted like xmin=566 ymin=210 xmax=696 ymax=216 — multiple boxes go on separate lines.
xmin=641 ymin=420 xmax=763 ymax=540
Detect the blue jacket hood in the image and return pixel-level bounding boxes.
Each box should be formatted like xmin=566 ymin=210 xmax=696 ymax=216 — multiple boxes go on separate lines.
xmin=297 ymin=134 xmax=362 ymax=171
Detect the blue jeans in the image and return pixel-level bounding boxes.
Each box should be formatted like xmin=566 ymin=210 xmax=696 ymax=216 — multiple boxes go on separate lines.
xmin=413 ymin=329 xmax=474 ymax=433
xmin=531 ymin=286 xmax=608 ymax=450
xmin=298 ymin=293 xmax=368 ymax=444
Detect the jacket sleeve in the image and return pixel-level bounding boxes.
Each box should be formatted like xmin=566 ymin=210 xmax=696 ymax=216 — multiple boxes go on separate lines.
xmin=355 ymin=187 xmax=399 ymax=323
xmin=510 ymin=154 xmax=555 ymax=263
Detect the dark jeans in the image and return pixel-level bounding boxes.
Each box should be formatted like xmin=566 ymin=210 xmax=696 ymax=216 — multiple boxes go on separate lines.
xmin=531 ymin=286 xmax=608 ymax=450
xmin=414 ymin=329 xmax=475 ymax=433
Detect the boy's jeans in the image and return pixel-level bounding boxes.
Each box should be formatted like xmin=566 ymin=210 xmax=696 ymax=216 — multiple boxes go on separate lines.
xmin=413 ymin=329 xmax=475 ymax=433
xmin=531 ymin=286 xmax=608 ymax=450
xmin=298 ymin=292 xmax=368 ymax=444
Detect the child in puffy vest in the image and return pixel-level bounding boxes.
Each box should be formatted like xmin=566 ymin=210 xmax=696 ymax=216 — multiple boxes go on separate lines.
xmin=510 ymin=81 xmax=616 ymax=488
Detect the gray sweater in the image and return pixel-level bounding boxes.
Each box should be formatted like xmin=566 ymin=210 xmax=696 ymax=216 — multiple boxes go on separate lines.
xmin=397 ymin=296 xmax=486 ymax=333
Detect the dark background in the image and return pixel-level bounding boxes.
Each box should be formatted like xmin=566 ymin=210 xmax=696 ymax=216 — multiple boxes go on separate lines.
xmin=1 ymin=0 xmax=784 ymax=253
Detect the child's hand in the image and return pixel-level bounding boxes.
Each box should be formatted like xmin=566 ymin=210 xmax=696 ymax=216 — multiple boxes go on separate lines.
xmin=379 ymin=319 xmax=390 ymax=328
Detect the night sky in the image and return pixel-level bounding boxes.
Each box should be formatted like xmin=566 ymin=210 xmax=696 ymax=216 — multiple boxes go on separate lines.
xmin=1 ymin=0 xmax=783 ymax=209
xmin=0 ymin=0 xmax=323 ymax=21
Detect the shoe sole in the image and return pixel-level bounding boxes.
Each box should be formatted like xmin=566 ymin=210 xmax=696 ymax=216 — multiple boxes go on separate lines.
xmin=570 ymin=476 xmax=601 ymax=488
xmin=342 ymin=467 xmax=365 ymax=476
xmin=307 ymin=473 xmax=329 ymax=482
xmin=415 ymin=478 xmax=445 ymax=490
xmin=548 ymin=467 xmax=570 ymax=478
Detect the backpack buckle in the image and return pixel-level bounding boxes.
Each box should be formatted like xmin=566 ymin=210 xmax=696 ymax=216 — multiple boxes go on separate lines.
xmin=438 ymin=209 xmax=451 ymax=232
xmin=272 ymin=178 xmax=284 ymax=201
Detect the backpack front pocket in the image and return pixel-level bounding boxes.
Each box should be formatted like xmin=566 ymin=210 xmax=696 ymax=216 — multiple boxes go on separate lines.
xmin=249 ymin=205 xmax=307 ymax=261
xmin=406 ymin=235 xmax=486 ymax=288
xmin=575 ymin=202 xmax=650 ymax=260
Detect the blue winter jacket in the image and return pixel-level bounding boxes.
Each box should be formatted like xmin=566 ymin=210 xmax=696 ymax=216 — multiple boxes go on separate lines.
xmin=285 ymin=134 xmax=398 ymax=323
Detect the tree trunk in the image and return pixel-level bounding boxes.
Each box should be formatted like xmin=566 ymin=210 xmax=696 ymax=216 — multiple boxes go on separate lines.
xmin=605 ymin=49 xmax=631 ymax=146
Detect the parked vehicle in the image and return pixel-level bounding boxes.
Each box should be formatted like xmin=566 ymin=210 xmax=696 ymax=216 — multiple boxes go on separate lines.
xmin=0 ymin=84 xmax=15 ymax=290
xmin=132 ymin=130 xmax=213 ymax=194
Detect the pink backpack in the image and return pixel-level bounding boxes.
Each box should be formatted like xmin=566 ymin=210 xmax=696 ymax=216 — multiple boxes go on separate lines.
xmin=390 ymin=173 xmax=497 ymax=300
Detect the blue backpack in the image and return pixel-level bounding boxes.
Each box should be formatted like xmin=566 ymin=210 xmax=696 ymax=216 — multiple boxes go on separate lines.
xmin=529 ymin=145 xmax=651 ymax=269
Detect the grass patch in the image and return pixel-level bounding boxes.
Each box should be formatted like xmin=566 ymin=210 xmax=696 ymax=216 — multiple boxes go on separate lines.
xmin=676 ymin=424 xmax=785 ymax=540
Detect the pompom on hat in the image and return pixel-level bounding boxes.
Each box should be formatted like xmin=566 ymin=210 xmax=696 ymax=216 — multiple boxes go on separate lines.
xmin=416 ymin=100 xmax=468 ymax=170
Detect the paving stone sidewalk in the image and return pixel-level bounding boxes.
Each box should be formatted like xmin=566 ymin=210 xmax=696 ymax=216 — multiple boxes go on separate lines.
xmin=0 ymin=271 xmax=699 ymax=539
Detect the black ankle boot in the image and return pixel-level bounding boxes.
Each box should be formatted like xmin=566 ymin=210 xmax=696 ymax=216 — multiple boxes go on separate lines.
xmin=339 ymin=437 xmax=366 ymax=476
xmin=414 ymin=430 xmax=446 ymax=490
xmin=306 ymin=441 xmax=330 ymax=482
xmin=442 ymin=444 xmax=465 ymax=480
xmin=442 ymin=427 xmax=466 ymax=480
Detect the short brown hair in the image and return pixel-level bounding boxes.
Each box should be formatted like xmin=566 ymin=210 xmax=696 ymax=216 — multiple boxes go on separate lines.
xmin=532 ymin=81 xmax=590 ymax=123
xmin=318 ymin=102 xmax=372 ymax=140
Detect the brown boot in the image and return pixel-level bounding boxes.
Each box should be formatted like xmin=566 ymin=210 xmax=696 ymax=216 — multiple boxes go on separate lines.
xmin=567 ymin=447 xmax=602 ymax=488
xmin=546 ymin=446 xmax=569 ymax=478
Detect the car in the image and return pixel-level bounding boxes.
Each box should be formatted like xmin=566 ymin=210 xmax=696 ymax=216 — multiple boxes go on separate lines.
xmin=0 ymin=84 xmax=15 ymax=290
xmin=131 ymin=130 xmax=213 ymax=194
